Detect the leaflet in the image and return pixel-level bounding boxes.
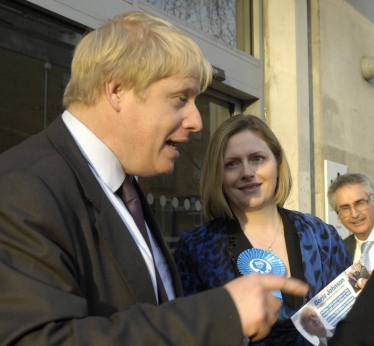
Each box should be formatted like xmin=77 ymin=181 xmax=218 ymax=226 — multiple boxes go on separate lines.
xmin=291 ymin=260 xmax=371 ymax=346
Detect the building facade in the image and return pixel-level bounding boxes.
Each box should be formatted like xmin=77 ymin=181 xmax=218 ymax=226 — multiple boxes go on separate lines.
xmin=1 ymin=0 xmax=373 ymax=242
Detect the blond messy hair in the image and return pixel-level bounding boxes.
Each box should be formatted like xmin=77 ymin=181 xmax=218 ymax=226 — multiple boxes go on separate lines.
xmin=299 ymin=307 xmax=319 ymax=334
xmin=63 ymin=11 xmax=212 ymax=107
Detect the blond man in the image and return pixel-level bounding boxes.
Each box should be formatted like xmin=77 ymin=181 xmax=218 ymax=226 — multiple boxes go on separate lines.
xmin=0 ymin=12 xmax=307 ymax=345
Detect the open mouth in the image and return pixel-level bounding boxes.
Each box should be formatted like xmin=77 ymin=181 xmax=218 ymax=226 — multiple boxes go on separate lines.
xmin=166 ymin=140 xmax=178 ymax=150
xmin=240 ymin=183 xmax=261 ymax=190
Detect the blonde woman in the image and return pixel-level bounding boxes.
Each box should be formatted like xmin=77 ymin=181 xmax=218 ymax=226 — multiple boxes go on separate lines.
xmin=174 ymin=115 xmax=351 ymax=345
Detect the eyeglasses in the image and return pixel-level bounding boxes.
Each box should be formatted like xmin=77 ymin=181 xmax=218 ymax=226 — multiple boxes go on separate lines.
xmin=337 ymin=199 xmax=370 ymax=218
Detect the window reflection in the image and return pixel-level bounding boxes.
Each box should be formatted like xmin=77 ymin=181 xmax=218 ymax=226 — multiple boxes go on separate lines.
xmin=146 ymin=0 xmax=252 ymax=54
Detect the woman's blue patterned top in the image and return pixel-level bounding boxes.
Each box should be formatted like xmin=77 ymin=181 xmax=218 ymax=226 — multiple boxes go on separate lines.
xmin=174 ymin=209 xmax=352 ymax=346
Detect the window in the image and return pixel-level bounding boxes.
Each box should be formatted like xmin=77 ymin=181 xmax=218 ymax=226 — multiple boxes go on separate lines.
xmin=0 ymin=0 xmax=84 ymax=153
xmin=193 ymin=157 xmax=202 ymax=182
xmin=145 ymin=0 xmax=253 ymax=55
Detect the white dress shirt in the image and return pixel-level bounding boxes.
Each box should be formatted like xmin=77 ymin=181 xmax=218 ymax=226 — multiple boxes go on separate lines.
xmin=62 ymin=110 xmax=175 ymax=302
xmin=353 ymin=229 xmax=374 ymax=270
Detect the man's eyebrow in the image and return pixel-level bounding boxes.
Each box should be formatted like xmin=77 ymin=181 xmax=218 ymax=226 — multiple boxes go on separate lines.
xmin=338 ymin=198 xmax=366 ymax=208
xmin=174 ymin=82 xmax=200 ymax=94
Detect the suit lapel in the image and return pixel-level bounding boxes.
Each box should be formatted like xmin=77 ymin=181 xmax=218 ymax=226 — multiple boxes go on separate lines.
xmin=46 ymin=116 xmax=157 ymax=304
xmin=344 ymin=235 xmax=356 ymax=260
xmin=96 ymin=196 xmax=157 ymax=304
xmin=46 ymin=116 xmax=102 ymax=211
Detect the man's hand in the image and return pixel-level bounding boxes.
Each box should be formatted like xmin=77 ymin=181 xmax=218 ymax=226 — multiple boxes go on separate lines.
xmin=357 ymin=278 xmax=368 ymax=289
xmin=224 ymin=275 xmax=309 ymax=342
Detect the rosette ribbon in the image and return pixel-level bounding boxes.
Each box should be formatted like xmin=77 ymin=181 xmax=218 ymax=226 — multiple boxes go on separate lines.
xmin=237 ymin=248 xmax=288 ymax=320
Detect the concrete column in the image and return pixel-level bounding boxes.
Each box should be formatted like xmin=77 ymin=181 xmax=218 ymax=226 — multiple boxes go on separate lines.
xmin=263 ymin=0 xmax=311 ymax=212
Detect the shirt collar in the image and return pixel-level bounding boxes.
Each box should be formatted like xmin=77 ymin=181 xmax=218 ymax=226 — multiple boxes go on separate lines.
xmin=61 ymin=110 xmax=125 ymax=192
xmin=354 ymin=228 xmax=374 ymax=244
xmin=367 ymin=229 xmax=374 ymax=241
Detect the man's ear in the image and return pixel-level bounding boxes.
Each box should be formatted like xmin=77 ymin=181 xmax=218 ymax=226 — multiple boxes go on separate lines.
xmin=105 ymin=81 xmax=122 ymax=112
xmin=337 ymin=214 xmax=342 ymax=224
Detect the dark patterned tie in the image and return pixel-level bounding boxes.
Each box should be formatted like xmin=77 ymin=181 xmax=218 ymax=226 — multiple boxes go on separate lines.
xmin=118 ymin=175 xmax=169 ymax=304
xmin=361 ymin=241 xmax=373 ymax=271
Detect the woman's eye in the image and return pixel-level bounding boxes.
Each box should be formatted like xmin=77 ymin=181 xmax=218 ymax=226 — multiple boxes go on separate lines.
xmin=179 ymin=95 xmax=187 ymax=103
xmin=252 ymin=156 xmax=264 ymax=162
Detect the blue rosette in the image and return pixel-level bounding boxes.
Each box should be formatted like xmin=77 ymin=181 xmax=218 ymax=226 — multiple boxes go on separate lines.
xmin=237 ymin=248 xmax=286 ymax=276
xmin=237 ymin=248 xmax=287 ymax=320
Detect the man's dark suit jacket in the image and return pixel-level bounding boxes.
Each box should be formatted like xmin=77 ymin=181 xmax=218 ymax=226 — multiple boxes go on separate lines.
xmin=344 ymin=234 xmax=356 ymax=259
xmin=0 ymin=116 xmax=242 ymax=345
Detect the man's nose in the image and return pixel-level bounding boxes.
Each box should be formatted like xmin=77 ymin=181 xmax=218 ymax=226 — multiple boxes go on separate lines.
xmin=351 ymin=206 xmax=361 ymax=217
xmin=184 ymin=104 xmax=202 ymax=132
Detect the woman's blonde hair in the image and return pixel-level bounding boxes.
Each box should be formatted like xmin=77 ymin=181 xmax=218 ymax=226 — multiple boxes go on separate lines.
xmin=63 ymin=12 xmax=212 ymax=107
xmin=200 ymin=114 xmax=292 ymax=220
